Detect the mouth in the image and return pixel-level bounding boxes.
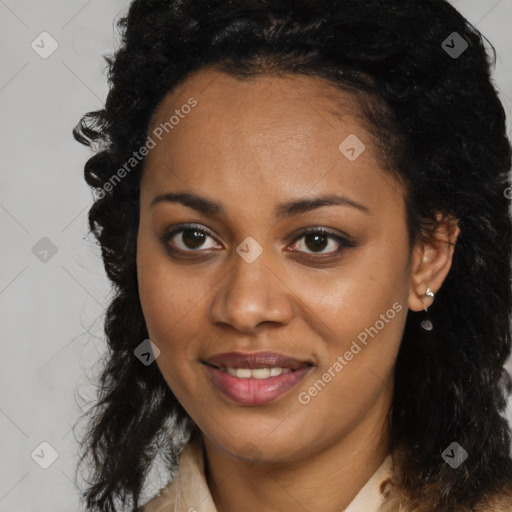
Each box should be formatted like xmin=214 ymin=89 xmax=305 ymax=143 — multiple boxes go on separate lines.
xmin=203 ymin=350 xmax=313 ymax=372
xmin=203 ymin=364 xmax=303 ymax=379
xmin=201 ymin=351 xmax=314 ymax=405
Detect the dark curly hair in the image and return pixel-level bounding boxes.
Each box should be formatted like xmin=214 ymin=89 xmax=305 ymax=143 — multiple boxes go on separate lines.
xmin=72 ymin=0 xmax=512 ymax=510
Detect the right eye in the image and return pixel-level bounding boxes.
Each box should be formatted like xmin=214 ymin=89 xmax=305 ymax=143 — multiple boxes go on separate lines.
xmin=160 ymin=223 xmax=223 ymax=255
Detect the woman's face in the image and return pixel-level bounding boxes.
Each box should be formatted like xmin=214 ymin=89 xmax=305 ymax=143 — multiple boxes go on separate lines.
xmin=137 ymin=67 xmax=418 ymax=462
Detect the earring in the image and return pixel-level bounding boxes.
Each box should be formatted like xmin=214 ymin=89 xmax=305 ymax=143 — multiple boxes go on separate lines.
xmin=424 ymin=287 xmax=434 ymax=305
xmin=420 ymin=288 xmax=434 ymax=331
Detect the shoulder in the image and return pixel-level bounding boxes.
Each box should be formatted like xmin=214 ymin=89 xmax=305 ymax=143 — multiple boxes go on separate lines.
xmin=377 ymin=451 xmax=512 ymax=512
xmin=141 ymin=479 xmax=177 ymax=512
xmin=141 ymin=434 xmax=216 ymax=512
xmin=378 ymin=483 xmax=512 ymax=512
xmin=474 ymin=485 xmax=512 ymax=512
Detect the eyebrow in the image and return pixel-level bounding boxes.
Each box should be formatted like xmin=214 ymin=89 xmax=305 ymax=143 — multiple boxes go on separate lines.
xmin=149 ymin=191 xmax=369 ymax=217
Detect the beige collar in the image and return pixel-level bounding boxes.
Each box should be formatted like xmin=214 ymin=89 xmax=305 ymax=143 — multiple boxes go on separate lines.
xmin=143 ymin=437 xmax=394 ymax=512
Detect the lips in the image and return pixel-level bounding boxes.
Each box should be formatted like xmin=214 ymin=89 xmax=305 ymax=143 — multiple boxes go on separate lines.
xmin=202 ymin=351 xmax=314 ymax=405
xmin=203 ymin=350 xmax=312 ymax=371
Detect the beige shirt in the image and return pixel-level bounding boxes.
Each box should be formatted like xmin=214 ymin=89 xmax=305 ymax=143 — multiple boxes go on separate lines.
xmin=143 ymin=436 xmax=394 ymax=512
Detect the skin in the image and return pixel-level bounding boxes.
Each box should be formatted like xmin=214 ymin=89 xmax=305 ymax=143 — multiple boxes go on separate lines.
xmin=136 ymin=67 xmax=459 ymax=512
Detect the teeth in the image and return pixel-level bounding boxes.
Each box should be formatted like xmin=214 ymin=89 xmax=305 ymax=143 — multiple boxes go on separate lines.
xmin=225 ymin=367 xmax=293 ymax=379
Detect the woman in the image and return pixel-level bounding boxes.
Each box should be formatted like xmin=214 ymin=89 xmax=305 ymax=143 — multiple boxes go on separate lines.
xmin=73 ymin=0 xmax=512 ymax=510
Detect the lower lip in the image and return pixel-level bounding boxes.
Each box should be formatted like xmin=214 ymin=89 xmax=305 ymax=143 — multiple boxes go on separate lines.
xmin=204 ymin=364 xmax=313 ymax=406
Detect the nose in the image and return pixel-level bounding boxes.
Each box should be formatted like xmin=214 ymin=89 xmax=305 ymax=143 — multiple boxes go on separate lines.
xmin=208 ymin=249 xmax=294 ymax=333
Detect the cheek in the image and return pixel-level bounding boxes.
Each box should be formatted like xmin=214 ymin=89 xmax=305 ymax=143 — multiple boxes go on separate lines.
xmin=137 ymin=249 xmax=208 ymax=404
xmin=294 ymin=294 xmax=406 ymax=438
xmin=291 ymin=238 xmax=410 ymax=409
xmin=137 ymin=224 xmax=200 ymax=328
xmin=293 ymin=243 xmax=410 ymax=346
xmin=136 ymin=235 xmax=210 ymax=372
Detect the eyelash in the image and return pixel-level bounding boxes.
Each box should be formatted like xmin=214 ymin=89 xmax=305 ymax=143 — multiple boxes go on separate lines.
xmin=159 ymin=223 xmax=355 ymax=259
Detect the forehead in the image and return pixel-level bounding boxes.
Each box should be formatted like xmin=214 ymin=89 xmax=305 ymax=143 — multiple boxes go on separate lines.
xmin=142 ymin=67 xmax=401 ymax=212
xmin=147 ymin=68 xmax=368 ymax=153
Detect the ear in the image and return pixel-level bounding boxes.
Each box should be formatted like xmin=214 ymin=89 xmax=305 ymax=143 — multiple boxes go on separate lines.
xmin=408 ymin=212 xmax=460 ymax=312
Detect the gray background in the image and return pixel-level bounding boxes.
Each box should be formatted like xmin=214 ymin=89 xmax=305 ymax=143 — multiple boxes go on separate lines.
xmin=1 ymin=1 xmax=511 ymax=510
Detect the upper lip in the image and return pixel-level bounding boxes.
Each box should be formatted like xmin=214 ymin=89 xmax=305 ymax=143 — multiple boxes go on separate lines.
xmin=203 ymin=351 xmax=313 ymax=370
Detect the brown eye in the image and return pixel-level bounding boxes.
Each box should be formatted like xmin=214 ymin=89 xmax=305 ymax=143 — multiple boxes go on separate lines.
xmin=290 ymin=228 xmax=354 ymax=256
xmin=180 ymin=229 xmax=208 ymax=249
xmin=303 ymin=232 xmax=329 ymax=252
xmin=160 ymin=224 xmax=221 ymax=253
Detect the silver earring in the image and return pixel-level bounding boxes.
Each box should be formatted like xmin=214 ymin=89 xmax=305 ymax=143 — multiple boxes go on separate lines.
xmin=424 ymin=288 xmax=435 ymax=301
xmin=420 ymin=288 xmax=435 ymax=331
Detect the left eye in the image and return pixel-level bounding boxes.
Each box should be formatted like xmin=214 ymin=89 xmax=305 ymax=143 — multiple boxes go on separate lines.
xmin=289 ymin=228 xmax=353 ymax=255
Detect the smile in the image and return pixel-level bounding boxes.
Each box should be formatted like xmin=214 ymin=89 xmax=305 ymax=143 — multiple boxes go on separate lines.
xmin=203 ymin=362 xmax=313 ymax=406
